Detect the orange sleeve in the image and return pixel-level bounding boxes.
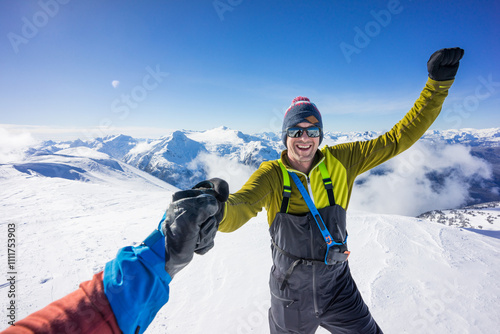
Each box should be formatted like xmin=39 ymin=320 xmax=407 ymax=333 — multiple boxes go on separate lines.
xmin=1 ymin=272 xmax=121 ymax=334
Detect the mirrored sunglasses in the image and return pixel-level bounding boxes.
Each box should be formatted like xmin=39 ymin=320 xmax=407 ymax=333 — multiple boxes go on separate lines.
xmin=286 ymin=126 xmax=321 ymax=138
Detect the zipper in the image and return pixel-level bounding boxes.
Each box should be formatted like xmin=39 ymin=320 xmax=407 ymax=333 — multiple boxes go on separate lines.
xmin=310 ymin=217 xmax=320 ymax=317
xmin=284 ymin=157 xmax=325 ymax=205
xmin=306 ymin=157 xmax=325 ymax=206
xmin=308 ymin=157 xmax=325 ymax=176
xmin=270 ymin=291 xmax=296 ymax=308
xmin=282 ymin=157 xmax=325 ymax=181
xmin=307 ymin=176 xmax=315 ymax=205
xmin=281 ymin=157 xmax=325 ymax=316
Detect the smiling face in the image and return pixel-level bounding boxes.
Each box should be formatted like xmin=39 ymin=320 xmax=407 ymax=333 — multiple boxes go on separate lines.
xmin=286 ymin=122 xmax=320 ymax=174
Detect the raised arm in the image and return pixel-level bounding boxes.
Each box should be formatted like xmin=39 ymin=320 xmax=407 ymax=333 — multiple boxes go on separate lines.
xmin=333 ymin=47 xmax=464 ymax=177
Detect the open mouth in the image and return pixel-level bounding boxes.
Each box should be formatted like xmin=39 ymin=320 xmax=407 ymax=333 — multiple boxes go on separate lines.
xmin=296 ymin=144 xmax=312 ymax=151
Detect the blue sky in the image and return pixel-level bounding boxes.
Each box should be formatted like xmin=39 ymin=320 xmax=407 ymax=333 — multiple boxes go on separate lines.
xmin=1 ymin=0 xmax=499 ymax=140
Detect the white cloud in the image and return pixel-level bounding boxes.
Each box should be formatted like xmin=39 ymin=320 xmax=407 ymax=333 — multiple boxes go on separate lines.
xmin=127 ymin=141 xmax=155 ymax=156
xmin=0 ymin=127 xmax=38 ymax=163
xmin=0 ymin=124 xmax=175 ymax=141
xmin=112 ymin=80 xmax=120 ymax=88
xmin=188 ymin=152 xmax=255 ymax=193
xmin=349 ymin=141 xmax=493 ymax=216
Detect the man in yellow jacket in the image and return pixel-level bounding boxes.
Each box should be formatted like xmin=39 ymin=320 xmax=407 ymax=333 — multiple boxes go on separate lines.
xmin=193 ymin=48 xmax=463 ymax=333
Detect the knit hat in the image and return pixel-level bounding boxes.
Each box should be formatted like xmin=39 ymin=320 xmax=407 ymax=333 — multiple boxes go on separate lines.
xmin=281 ymin=96 xmax=323 ymax=148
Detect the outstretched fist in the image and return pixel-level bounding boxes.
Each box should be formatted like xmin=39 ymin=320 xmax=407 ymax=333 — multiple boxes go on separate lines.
xmin=427 ymin=47 xmax=464 ymax=81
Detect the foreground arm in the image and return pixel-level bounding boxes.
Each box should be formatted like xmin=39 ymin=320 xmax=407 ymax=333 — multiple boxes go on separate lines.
xmin=2 ymin=272 xmax=120 ymax=334
xmin=2 ymin=179 xmax=228 ymax=334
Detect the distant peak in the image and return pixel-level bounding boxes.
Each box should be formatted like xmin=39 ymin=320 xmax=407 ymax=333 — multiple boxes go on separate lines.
xmin=104 ymin=134 xmax=132 ymax=142
xmin=171 ymin=130 xmax=188 ymax=138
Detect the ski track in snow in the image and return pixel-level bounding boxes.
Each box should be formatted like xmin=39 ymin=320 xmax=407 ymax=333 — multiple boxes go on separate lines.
xmin=1 ymin=153 xmax=500 ymax=333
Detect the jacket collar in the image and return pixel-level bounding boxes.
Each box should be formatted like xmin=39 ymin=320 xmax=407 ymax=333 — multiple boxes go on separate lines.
xmin=280 ymin=149 xmax=325 ymax=176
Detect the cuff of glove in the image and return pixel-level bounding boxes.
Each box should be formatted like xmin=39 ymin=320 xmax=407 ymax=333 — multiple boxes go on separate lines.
xmin=192 ymin=178 xmax=229 ymax=203
xmin=427 ymin=77 xmax=454 ymax=91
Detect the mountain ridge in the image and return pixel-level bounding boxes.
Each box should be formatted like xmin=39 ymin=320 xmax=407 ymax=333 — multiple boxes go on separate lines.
xmin=27 ymin=126 xmax=500 ymax=208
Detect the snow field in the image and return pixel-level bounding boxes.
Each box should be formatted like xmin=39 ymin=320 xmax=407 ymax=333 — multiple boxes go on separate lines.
xmin=1 ymin=151 xmax=499 ymax=333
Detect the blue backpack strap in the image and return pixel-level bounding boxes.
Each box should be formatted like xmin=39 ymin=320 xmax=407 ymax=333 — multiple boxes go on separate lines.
xmin=289 ymin=172 xmax=337 ymax=245
xmin=289 ymin=172 xmax=348 ymax=265
xmin=279 ymin=160 xmax=335 ymax=213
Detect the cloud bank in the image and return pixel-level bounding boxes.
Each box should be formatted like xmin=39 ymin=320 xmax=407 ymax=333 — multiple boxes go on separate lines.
xmin=188 ymin=142 xmax=494 ymax=217
xmin=349 ymin=141 xmax=493 ymax=216
xmin=188 ymin=152 xmax=255 ymax=193
xmin=0 ymin=127 xmax=38 ymax=163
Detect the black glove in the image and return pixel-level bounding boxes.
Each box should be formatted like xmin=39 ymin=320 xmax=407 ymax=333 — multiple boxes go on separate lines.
xmin=162 ymin=178 xmax=228 ymax=277
xmin=189 ymin=178 xmax=229 ymax=255
xmin=427 ymin=47 xmax=464 ymax=81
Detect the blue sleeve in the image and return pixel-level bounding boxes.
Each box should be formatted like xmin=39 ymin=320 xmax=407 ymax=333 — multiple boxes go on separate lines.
xmin=103 ymin=229 xmax=172 ymax=334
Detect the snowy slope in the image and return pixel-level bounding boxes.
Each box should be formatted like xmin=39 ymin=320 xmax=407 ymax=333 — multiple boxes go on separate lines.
xmin=1 ymin=150 xmax=500 ymax=333
xmin=159 ymin=212 xmax=500 ymax=334
xmin=0 ymin=149 xmax=177 ymax=328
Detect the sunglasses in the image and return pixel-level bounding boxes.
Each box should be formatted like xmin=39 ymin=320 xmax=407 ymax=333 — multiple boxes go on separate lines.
xmin=286 ymin=126 xmax=321 ymax=138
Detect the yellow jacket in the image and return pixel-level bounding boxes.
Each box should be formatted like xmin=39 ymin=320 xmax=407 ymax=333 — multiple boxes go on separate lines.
xmin=219 ymin=78 xmax=454 ymax=233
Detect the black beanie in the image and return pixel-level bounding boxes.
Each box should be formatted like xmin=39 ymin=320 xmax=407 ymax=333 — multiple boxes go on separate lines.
xmin=281 ymin=96 xmax=323 ymax=148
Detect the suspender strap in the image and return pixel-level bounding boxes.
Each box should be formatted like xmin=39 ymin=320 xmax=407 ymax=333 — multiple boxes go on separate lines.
xmin=279 ymin=160 xmax=335 ymax=212
xmin=273 ymin=161 xmax=350 ymax=281
xmin=290 ymin=172 xmax=339 ymax=248
xmin=279 ymin=161 xmax=292 ymax=213
xmin=318 ymin=162 xmax=336 ymax=206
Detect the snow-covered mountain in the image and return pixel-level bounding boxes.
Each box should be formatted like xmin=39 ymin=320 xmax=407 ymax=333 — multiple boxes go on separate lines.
xmin=120 ymin=127 xmax=281 ymax=190
xmin=28 ymin=126 xmax=284 ymax=191
xmin=26 ymin=127 xmax=500 ymax=210
xmin=1 ymin=149 xmax=499 ymax=333
xmin=423 ymin=128 xmax=500 ymax=146
xmin=123 ymin=131 xmax=209 ymax=190
xmin=418 ymin=201 xmax=500 ymax=230
xmin=28 ymin=134 xmax=139 ymax=161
